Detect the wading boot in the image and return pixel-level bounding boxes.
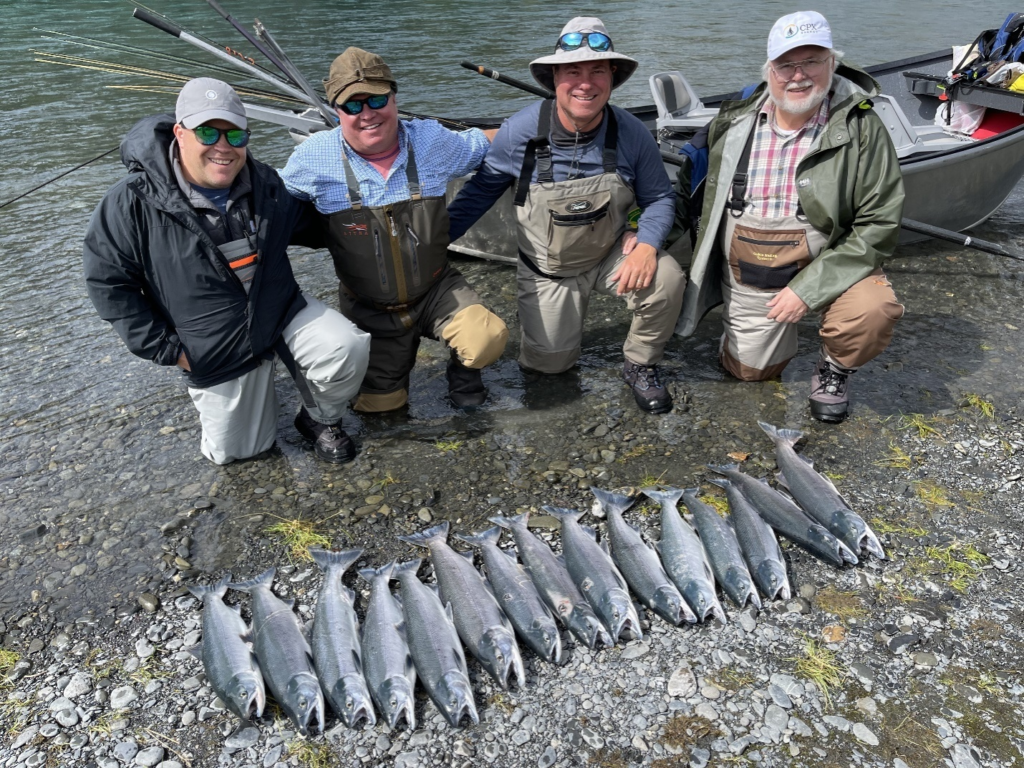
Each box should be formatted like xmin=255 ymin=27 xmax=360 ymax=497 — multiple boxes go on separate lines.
xmin=295 ymin=407 xmax=357 ymax=464
xmin=809 ymin=354 xmax=855 ymax=423
xmin=446 ymin=351 xmax=487 ymax=409
xmin=623 ymin=359 xmax=673 ymax=414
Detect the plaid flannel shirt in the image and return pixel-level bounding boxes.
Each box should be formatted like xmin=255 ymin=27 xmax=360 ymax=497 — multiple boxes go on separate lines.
xmin=746 ymin=95 xmax=830 ymax=218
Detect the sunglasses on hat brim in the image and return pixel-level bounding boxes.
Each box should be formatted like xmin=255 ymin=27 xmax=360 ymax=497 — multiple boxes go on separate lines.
xmin=335 ymin=92 xmax=392 ymax=116
xmin=186 ymin=124 xmax=251 ymax=148
xmin=556 ymin=32 xmax=613 ymax=52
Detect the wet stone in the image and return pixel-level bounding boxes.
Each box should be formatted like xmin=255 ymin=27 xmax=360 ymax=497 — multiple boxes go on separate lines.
xmin=135 ymin=747 xmax=165 ymax=766
xmin=225 ymin=727 xmax=260 ymax=750
xmin=138 ymin=593 xmax=160 ymax=613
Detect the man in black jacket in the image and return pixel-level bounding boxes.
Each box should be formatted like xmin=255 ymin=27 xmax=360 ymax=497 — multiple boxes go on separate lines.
xmin=84 ymin=78 xmax=370 ymax=464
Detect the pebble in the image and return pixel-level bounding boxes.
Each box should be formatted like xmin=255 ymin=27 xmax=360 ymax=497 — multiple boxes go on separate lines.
xmin=767 ymin=683 xmax=791 ymax=709
xmin=55 ymin=707 xmax=79 ymax=727
xmin=135 ymin=638 xmax=155 ymax=658
xmin=39 ymin=723 xmax=60 ymax=738
xmin=114 ymin=741 xmax=140 ymax=762
xmin=621 ymin=642 xmax=649 ymax=659
xmin=537 ymin=746 xmax=556 ymax=768
xmin=852 ymin=723 xmax=879 ymax=746
xmin=224 ymin=727 xmax=260 ymax=750
xmin=64 ymin=671 xmax=93 ymax=699
xmin=700 ymin=685 xmax=721 ymax=700
xmin=138 ymin=593 xmax=160 ymax=613
xmin=949 ymin=743 xmax=983 ymax=768
xmin=135 ymin=747 xmax=166 ymax=766
xmin=668 ymin=664 xmax=697 ymax=698
xmin=110 ymin=686 xmax=139 ymax=710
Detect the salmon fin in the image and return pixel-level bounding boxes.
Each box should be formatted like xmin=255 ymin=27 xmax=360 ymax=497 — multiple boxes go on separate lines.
xmin=707 ymin=463 xmax=740 ymax=475
xmin=581 ymin=525 xmax=598 ymax=542
xmin=444 ymin=601 xmax=454 ymax=624
xmin=542 ymin=506 xmax=584 ymax=525
xmin=776 ymin=471 xmax=790 ymax=491
xmin=707 ymin=476 xmax=730 ymax=490
xmin=188 ymin=572 xmax=232 ymax=601
xmin=756 ymin=477 xmax=771 ymax=486
xmin=798 ymin=453 xmax=815 ymax=468
xmin=358 ymin=561 xmax=395 ymax=585
xmin=757 ymin=421 xmax=803 ymax=446
xmin=488 ymin=515 xmax=512 ymax=530
xmin=398 ymin=522 xmax=450 ymax=548
xmin=455 ymin=526 xmax=502 ymax=548
xmin=239 ymin=627 xmax=253 ymax=644
xmin=229 ymin=567 xmax=275 ymax=593
xmin=309 ymin=547 xmax=364 ymax=575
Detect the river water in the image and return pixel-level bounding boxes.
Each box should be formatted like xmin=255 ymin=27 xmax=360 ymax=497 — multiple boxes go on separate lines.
xmin=2 ymin=0 xmax=1024 ymax=622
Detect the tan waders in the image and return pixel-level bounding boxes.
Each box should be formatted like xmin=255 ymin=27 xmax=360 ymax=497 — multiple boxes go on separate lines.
xmin=512 ymin=101 xmax=684 ymax=411
xmin=717 ymin=126 xmax=903 ymax=421
xmin=325 ymin=143 xmax=507 ymax=411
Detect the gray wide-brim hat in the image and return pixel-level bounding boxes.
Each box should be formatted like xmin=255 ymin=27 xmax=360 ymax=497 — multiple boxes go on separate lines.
xmin=529 ymin=17 xmax=638 ymax=92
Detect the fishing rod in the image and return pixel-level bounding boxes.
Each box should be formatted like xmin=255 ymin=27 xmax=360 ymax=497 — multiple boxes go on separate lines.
xmin=36 ymin=28 xmax=267 ymax=85
xmin=202 ymin=0 xmax=292 ymax=79
xmin=901 ymin=218 xmax=1024 ymax=263
xmin=0 ymin=148 xmax=119 ymax=210
xmin=254 ymin=19 xmax=336 ymax=126
xmin=131 ymin=7 xmax=314 ymax=106
xmin=461 ymin=61 xmax=554 ymax=100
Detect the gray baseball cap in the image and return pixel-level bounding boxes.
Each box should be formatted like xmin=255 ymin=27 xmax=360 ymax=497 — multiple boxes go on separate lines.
xmin=175 ymin=77 xmax=248 ymax=130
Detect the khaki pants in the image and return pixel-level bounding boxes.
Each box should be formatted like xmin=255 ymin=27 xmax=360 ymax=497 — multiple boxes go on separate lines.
xmin=720 ymin=268 xmax=904 ymax=380
xmin=517 ymin=236 xmax=686 ymax=373
xmin=187 ymin=294 xmax=370 ymax=464
xmin=339 ymin=267 xmax=508 ymax=412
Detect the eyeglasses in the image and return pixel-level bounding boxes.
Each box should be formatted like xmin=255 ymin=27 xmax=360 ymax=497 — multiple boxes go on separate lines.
xmin=336 ymin=92 xmax=392 ymax=116
xmin=188 ymin=124 xmax=251 ymax=148
xmin=771 ymin=56 xmax=832 ymax=81
xmin=557 ymin=32 xmax=613 ymax=52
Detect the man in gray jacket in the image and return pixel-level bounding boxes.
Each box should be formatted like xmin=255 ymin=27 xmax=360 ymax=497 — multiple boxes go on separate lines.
xmin=84 ymin=78 xmax=370 ymax=464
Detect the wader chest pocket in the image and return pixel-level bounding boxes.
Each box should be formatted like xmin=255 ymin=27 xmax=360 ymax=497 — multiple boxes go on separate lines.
xmin=729 ymin=224 xmax=811 ymax=290
xmin=551 ymin=202 xmax=610 ymax=227
xmin=545 ymin=193 xmax=616 ymax=272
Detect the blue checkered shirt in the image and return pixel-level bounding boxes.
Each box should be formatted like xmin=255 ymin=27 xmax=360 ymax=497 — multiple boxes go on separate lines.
xmin=280 ymin=120 xmax=490 ymax=213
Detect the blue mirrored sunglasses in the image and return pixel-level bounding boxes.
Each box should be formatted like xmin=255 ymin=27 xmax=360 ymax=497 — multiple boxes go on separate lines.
xmin=190 ymin=125 xmax=250 ymax=148
xmin=557 ymin=32 xmax=613 ymax=52
xmin=337 ymin=92 xmax=391 ymax=116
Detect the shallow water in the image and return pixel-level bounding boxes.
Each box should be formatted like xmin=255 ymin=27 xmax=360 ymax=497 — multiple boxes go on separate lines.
xmin=2 ymin=1 xmax=1024 ymax=622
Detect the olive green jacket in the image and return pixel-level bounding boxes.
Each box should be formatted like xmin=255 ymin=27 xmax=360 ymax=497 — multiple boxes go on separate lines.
xmin=674 ymin=63 xmax=905 ymax=337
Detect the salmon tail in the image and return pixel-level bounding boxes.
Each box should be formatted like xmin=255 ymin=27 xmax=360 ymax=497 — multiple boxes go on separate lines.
xmin=590 ymin=487 xmax=635 ymax=518
xmin=188 ymin=572 xmax=231 ymax=600
xmin=229 ymin=567 xmax=275 ymax=593
xmin=706 ymin=477 xmax=731 ymax=490
xmin=641 ymin=487 xmax=685 ymax=509
xmin=309 ymin=548 xmax=363 ymax=576
xmin=541 ymin=506 xmax=584 ymax=525
xmin=392 ymin=559 xmax=422 ymax=578
xmin=358 ymin=561 xmax=395 ymax=585
xmin=757 ymin=421 xmax=803 ymax=447
xmin=397 ymin=522 xmax=450 ymax=549
xmin=489 ymin=511 xmax=529 ymax=529
xmin=454 ymin=526 xmax=502 ymax=548
xmin=706 ymin=463 xmax=740 ymax=476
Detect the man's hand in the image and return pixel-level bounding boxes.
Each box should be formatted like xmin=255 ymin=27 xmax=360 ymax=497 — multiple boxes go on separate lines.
xmin=765 ymin=287 xmax=809 ymax=323
xmin=611 ymin=234 xmax=657 ymax=296
xmin=177 ymin=351 xmax=191 ymax=371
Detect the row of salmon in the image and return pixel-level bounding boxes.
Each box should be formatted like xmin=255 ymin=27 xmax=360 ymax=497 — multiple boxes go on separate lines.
xmin=188 ymin=421 xmax=886 ymax=733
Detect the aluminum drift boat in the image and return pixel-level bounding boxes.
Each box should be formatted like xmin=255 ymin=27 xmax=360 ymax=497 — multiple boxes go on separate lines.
xmin=246 ymin=49 xmax=1024 ymax=262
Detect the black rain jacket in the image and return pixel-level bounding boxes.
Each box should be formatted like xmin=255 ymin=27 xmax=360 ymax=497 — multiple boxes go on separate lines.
xmin=84 ymin=114 xmax=321 ymax=388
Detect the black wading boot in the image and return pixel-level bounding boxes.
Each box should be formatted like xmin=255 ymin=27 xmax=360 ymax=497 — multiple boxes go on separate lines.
xmin=808 ymin=353 xmax=855 ymax=423
xmin=447 ymin=352 xmax=487 ymax=409
xmin=295 ymin=407 xmax=357 ymax=463
xmin=623 ymin=359 xmax=673 ymax=414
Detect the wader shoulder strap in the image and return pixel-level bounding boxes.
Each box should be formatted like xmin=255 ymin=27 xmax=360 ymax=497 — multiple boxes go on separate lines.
xmin=340 ymin=147 xmax=363 ymax=210
xmin=405 ymin=141 xmax=422 ymax=200
xmin=514 ymin=99 xmax=555 ymax=207
xmin=602 ymin=106 xmax=618 ymax=173
xmin=725 ymin=117 xmax=805 ymax=218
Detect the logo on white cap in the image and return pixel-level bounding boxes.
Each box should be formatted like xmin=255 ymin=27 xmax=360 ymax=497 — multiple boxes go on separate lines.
xmin=205 ymin=90 xmax=218 ymax=100
xmin=768 ymin=11 xmax=833 ymax=60
xmin=784 ymin=24 xmax=798 ymax=39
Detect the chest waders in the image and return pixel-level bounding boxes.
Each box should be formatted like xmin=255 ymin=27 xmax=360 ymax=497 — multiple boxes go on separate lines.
xmin=325 ymin=143 xmax=450 ymax=312
xmin=513 ymin=101 xmax=637 ymax=278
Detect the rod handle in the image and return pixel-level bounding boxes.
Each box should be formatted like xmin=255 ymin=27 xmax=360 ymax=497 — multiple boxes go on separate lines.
xmin=133 ymin=7 xmax=182 ymax=38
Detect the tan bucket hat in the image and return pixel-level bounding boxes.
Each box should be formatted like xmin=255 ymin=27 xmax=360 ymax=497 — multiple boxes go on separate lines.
xmin=324 ymin=47 xmax=397 ymax=107
xmin=529 ymin=17 xmax=638 ymax=92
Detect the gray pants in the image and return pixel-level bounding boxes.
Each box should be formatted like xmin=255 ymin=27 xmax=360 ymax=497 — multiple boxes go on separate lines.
xmin=517 ymin=236 xmax=686 ymax=373
xmin=187 ymin=294 xmax=370 ymax=464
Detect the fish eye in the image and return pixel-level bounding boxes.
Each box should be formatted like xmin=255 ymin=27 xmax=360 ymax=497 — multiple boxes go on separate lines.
xmin=345 ymin=697 xmax=354 ymax=709
xmin=298 ymin=698 xmax=307 ymax=709
xmin=612 ymin=607 xmax=620 ymax=618
xmin=390 ymin=696 xmax=398 ymax=707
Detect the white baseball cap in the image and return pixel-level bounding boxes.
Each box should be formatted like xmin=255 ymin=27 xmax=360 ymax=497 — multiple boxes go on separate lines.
xmin=767 ymin=11 xmax=833 ymax=60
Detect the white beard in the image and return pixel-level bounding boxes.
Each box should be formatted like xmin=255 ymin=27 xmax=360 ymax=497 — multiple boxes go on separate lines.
xmin=771 ymin=72 xmax=832 ymax=117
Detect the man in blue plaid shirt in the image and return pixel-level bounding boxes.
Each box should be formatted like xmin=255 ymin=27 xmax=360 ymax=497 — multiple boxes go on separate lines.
xmin=282 ymin=47 xmax=507 ymax=413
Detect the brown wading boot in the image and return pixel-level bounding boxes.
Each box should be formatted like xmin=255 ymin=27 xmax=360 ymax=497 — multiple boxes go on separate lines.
xmin=809 ymin=354 xmax=855 ymax=423
xmin=446 ymin=351 xmax=487 ymax=409
xmin=294 ymin=407 xmax=357 ymax=463
xmin=623 ymin=359 xmax=673 ymax=414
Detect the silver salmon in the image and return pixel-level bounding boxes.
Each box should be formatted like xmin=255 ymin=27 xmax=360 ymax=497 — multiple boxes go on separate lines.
xmin=308 ymin=548 xmax=375 ymax=729
xmin=230 ymin=568 xmax=324 ymax=736
xmin=591 ymin=488 xmax=693 ymax=626
xmin=456 ymin=527 xmax=562 ymax=664
xmin=490 ymin=513 xmax=612 ymax=650
xmin=682 ymin=489 xmax=761 ymax=610
xmin=399 ymin=523 xmax=525 ymax=690
xmin=392 ymin=559 xmax=478 ymax=728
xmin=759 ymin=422 xmax=886 ymax=559
xmin=188 ymin=574 xmax=265 ymax=722
xmin=642 ymin=488 xmax=727 ymax=623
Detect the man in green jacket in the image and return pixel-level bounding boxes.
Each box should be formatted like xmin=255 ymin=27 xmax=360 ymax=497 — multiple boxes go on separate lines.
xmin=675 ymin=10 xmax=904 ymax=423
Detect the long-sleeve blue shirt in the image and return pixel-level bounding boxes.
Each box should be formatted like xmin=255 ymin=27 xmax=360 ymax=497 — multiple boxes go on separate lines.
xmin=448 ymin=102 xmax=674 ymax=249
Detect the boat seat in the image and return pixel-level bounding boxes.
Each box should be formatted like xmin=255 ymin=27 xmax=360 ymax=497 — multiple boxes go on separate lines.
xmin=870 ymin=94 xmax=923 ymax=157
xmin=649 ymin=71 xmax=719 ymax=133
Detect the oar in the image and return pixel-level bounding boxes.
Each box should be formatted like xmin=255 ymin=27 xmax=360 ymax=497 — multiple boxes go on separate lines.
xmin=460 ymin=61 xmax=553 ymax=100
xmin=254 ymin=19 xmax=337 ymax=127
xmin=132 ymin=7 xmax=314 ymax=107
xmin=900 ymin=218 xmax=1024 ymax=263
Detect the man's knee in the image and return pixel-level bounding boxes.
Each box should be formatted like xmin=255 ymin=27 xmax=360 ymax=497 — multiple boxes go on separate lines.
xmin=442 ymin=304 xmax=509 ymax=369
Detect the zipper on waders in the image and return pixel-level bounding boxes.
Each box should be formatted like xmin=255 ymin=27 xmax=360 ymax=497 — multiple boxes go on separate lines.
xmin=736 ymin=235 xmax=803 ymax=247
xmin=405 ymin=224 xmax=422 ymax=288
xmin=372 ymin=228 xmax=389 ymax=291
xmin=385 ymin=207 xmax=408 ymax=303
